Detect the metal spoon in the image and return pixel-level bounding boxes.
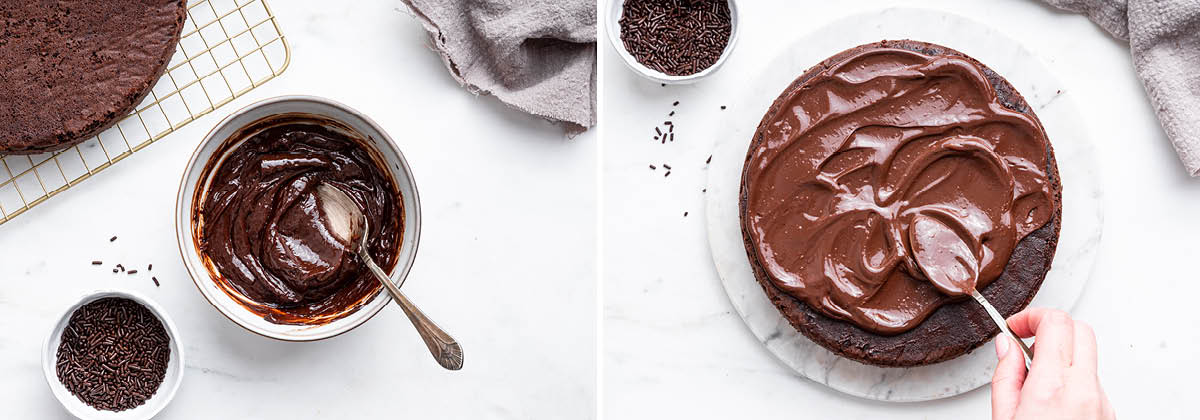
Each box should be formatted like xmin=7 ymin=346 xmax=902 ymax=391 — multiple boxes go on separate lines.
xmin=971 ymin=290 xmax=1034 ymax=369
xmin=317 ymin=183 xmax=463 ymax=370
xmin=909 ymin=214 xmax=1033 ymax=369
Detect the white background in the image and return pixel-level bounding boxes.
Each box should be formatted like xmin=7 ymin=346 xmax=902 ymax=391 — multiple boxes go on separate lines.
xmin=6 ymin=0 xmax=1199 ymax=418
xmin=602 ymin=0 xmax=1199 ymax=419
xmin=0 ymin=1 xmax=596 ymax=418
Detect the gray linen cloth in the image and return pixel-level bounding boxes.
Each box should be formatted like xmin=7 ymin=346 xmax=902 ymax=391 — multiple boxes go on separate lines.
xmin=1042 ymin=0 xmax=1200 ymax=176
xmin=399 ymin=0 xmax=596 ymax=134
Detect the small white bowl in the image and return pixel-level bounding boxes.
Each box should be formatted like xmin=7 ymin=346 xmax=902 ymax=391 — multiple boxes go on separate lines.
xmin=605 ymin=0 xmax=740 ymax=84
xmin=42 ymin=290 xmax=185 ymax=420
xmin=175 ymin=95 xmax=422 ymax=341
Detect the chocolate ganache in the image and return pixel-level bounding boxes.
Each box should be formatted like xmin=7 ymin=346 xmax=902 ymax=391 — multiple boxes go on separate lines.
xmin=194 ymin=115 xmax=403 ymax=325
xmin=742 ymin=47 xmax=1055 ymax=335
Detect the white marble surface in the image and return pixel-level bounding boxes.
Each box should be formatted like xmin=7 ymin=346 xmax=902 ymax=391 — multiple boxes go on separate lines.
xmin=0 ymin=2 xmax=596 ymax=419
xmin=602 ymin=0 xmax=1200 ymax=418
xmin=705 ymin=8 xmax=1102 ymax=402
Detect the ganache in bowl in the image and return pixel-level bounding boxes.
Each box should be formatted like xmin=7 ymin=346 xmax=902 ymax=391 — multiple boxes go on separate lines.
xmin=176 ymin=96 xmax=422 ymax=341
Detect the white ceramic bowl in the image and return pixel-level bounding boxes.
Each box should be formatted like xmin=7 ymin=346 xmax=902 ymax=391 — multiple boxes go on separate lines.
xmin=42 ymin=290 xmax=184 ymax=420
xmin=175 ymin=95 xmax=422 ymax=341
xmin=605 ymin=0 xmax=740 ymax=84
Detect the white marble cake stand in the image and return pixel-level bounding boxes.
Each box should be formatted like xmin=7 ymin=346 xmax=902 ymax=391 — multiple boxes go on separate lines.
xmin=705 ymin=8 xmax=1104 ymax=402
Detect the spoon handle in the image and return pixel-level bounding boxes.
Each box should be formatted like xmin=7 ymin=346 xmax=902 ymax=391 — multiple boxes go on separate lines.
xmin=971 ymin=290 xmax=1034 ymax=369
xmin=361 ymin=251 xmax=464 ymax=370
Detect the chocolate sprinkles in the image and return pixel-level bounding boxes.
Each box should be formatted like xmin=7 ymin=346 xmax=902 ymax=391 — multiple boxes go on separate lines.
xmin=55 ymin=297 xmax=170 ymax=412
xmin=619 ymin=0 xmax=732 ymax=76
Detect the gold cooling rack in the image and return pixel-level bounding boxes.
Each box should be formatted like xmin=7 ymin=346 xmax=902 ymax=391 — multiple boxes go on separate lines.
xmin=0 ymin=0 xmax=290 ymax=226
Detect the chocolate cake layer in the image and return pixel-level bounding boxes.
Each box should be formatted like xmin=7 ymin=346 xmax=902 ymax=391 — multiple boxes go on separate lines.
xmin=739 ymin=40 xmax=1062 ymax=366
xmin=0 ymin=1 xmax=186 ymax=154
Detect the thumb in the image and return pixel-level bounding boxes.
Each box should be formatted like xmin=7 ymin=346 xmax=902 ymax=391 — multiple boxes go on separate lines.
xmin=991 ymin=336 xmax=1027 ymax=420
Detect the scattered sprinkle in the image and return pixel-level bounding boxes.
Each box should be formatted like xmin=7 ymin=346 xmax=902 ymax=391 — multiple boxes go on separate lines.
xmin=109 ymin=236 xmax=117 ymax=242
xmin=91 ymin=261 xmax=103 ymax=265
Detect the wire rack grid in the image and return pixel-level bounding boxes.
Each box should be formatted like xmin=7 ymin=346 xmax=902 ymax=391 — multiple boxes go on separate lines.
xmin=0 ymin=0 xmax=291 ymax=226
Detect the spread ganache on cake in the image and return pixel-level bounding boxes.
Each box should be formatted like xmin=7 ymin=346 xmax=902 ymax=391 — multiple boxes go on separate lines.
xmin=0 ymin=0 xmax=187 ymax=154
xmin=738 ymin=40 xmax=1063 ymax=367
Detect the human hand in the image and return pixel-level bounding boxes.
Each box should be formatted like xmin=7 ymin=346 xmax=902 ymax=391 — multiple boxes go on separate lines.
xmin=991 ymin=308 xmax=1114 ymax=420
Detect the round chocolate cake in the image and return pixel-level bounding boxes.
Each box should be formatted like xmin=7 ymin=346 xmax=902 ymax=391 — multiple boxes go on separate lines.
xmin=739 ymin=40 xmax=1062 ymax=367
xmin=0 ymin=0 xmax=187 ymax=154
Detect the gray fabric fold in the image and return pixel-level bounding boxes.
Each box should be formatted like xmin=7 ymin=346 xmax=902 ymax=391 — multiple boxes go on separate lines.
xmin=399 ymin=0 xmax=597 ymax=134
xmin=1042 ymin=0 xmax=1200 ymax=176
